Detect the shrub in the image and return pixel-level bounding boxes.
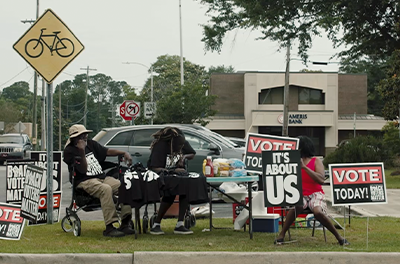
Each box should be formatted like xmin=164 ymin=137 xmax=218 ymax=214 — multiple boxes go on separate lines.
xmin=323 ymin=135 xmax=394 ymax=167
xmin=382 ymin=121 xmax=400 ymax=158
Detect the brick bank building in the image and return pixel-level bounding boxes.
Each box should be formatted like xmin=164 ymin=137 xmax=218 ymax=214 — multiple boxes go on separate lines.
xmin=206 ymin=72 xmax=387 ymax=156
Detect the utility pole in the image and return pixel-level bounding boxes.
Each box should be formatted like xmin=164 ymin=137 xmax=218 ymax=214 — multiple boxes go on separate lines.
xmin=108 ymin=98 xmax=115 ymax=128
xmin=179 ymin=0 xmax=184 ymax=85
xmin=282 ymin=42 xmax=290 ymax=137
xmin=80 ymin=66 xmax=96 ymax=127
xmin=21 ymin=0 xmax=39 ymax=149
xmin=122 ymin=62 xmax=154 ymax=124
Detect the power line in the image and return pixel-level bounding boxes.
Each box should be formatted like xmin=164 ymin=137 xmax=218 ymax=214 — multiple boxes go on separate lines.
xmin=0 ymin=66 xmax=30 ymax=89
xmin=80 ymin=66 xmax=97 ymax=127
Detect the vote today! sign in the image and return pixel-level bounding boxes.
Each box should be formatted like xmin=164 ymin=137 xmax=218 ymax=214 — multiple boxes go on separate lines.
xmin=0 ymin=203 xmax=25 ymax=240
xmin=329 ymin=162 xmax=387 ymax=206
xmin=244 ymin=133 xmax=299 ymax=174
xmin=262 ymin=150 xmax=303 ymax=208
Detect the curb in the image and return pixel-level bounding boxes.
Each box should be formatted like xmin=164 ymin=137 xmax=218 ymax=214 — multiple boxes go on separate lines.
xmin=2 ymin=252 xmax=400 ymax=264
xmin=135 ymin=252 xmax=400 ymax=264
xmin=0 ymin=254 xmax=133 ymax=264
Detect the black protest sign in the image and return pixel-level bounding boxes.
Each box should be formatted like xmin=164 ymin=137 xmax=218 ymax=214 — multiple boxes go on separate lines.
xmin=27 ymin=152 xmax=63 ymax=225
xmin=0 ymin=202 xmax=26 ymax=240
xmin=244 ymin=133 xmax=299 ymax=173
xmin=28 ymin=191 xmax=61 ymax=225
xmin=262 ymin=150 xmax=303 ymax=207
xmin=29 ymin=151 xmax=62 ymax=193
xmin=6 ymin=160 xmax=35 ymax=203
xmin=329 ymin=163 xmax=387 ymax=206
xmin=20 ymin=165 xmax=44 ymax=222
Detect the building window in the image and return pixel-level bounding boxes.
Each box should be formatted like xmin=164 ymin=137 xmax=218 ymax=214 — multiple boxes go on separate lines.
xmin=298 ymin=87 xmax=324 ymax=104
xmin=259 ymin=87 xmax=283 ymax=104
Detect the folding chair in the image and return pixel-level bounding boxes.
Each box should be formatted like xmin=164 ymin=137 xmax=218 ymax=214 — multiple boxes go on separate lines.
xmin=285 ymin=207 xmax=327 ymax=242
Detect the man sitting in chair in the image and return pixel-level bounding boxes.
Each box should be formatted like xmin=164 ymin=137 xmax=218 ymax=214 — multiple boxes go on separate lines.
xmin=63 ymin=124 xmax=135 ymax=237
xmin=274 ymin=136 xmax=350 ymax=246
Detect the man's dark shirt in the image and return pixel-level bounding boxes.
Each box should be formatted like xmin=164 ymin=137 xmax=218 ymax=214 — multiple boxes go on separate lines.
xmin=63 ymin=139 xmax=109 ymax=186
xmin=148 ymin=140 xmax=195 ymax=170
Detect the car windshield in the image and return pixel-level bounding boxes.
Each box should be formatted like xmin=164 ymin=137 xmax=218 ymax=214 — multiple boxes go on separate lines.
xmin=0 ymin=136 xmax=23 ymax=144
xmin=209 ymin=132 xmax=239 ymax=149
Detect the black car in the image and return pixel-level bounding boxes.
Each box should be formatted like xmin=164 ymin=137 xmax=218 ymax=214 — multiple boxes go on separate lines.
xmin=92 ymin=125 xmax=244 ymax=173
xmin=0 ymin=133 xmax=33 ymax=164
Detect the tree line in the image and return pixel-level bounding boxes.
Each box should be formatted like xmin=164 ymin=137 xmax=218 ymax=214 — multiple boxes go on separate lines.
xmin=0 ymin=55 xmax=233 ymax=149
xmin=2 ymin=0 xmax=400 ymax=149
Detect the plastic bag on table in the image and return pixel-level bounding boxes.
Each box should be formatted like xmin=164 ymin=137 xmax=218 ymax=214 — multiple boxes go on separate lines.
xmin=218 ymin=182 xmax=248 ymax=203
xmin=190 ymin=204 xmax=215 ymax=218
xmin=230 ymin=169 xmax=247 ymax=177
xmin=219 ymin=182 xmax=246 ymax=193
xmin=227 ymin=158 xmax=246 ymax=169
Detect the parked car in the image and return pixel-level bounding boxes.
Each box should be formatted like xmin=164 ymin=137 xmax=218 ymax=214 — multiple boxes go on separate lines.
xmin=92 ymin=125 xmax=245 ymax=173
xmin=0 ymin=133 xmax=33 ymax=164
xmin=166 ymin=124 xmax=243 ymax=149
xmin=227 ymin=137 xmax=246 ymax=148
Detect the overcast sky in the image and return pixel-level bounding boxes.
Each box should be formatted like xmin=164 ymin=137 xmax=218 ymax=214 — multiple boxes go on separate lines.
xmin=1 ymin=0 xmax=343 ymax=94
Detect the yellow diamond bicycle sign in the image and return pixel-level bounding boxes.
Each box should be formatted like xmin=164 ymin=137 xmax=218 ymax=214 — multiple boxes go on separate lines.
xmin=13 ymin=9 xmax=84 ymax=84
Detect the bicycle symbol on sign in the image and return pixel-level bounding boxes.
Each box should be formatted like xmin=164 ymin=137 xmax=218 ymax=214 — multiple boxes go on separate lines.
xmin=25 ymin=28 xmax=75 ymax=58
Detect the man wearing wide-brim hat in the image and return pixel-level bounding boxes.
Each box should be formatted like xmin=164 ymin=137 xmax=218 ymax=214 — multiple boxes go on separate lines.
xmin=63 ymin=124 xmax=135 ymax=237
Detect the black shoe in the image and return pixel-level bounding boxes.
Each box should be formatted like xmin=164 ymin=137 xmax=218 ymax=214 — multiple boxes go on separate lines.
xmin=150 ymin=225 xmax=165 ymax=235
xmin=118 ymin=225 xmax=135 ymax=235
xmin=103 ymin=228 xmax=125 ymax=237
xmin=339 ymin=238 xmax=350 ymax=246
xmin=173 ymin=226 xmax=193 ymax=235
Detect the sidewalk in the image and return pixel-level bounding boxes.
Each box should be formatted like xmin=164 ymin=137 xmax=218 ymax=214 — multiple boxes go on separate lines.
xmin=323 ymin=186 xmax=400 ymax=218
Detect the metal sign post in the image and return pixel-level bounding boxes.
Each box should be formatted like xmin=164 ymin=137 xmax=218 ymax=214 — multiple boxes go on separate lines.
xmin=46 ymin=83 xmax=53 ymax=224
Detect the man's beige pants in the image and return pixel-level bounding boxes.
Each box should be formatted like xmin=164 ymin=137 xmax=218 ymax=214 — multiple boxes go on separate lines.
xmin=78 ymin=177 xmax=131 ymax=226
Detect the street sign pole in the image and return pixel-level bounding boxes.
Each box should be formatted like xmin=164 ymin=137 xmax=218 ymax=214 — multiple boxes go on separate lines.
xmin=46 ymin=83 xmax=53 ymax=224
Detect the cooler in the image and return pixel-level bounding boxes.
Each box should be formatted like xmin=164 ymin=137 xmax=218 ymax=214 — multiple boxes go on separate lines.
xmin=306 ymin=214 xmax=322 ymax=228
xmin=252 ymin=213 xmax=280 ymax=233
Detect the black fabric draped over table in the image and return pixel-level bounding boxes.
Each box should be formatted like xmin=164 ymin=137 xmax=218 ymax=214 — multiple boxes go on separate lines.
xmin=118 ymin=163 xmax=209 ymax=208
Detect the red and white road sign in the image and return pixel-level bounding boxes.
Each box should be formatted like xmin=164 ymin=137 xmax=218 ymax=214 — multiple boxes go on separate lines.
xmin=119 ymin=100 xmax=140 ymax=121
xmin=125 ymin=101 xmax=140 ymax=117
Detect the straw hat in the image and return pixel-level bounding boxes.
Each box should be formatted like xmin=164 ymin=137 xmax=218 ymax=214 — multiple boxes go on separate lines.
xmin=65 ymin=124 xmax=93 ymax=147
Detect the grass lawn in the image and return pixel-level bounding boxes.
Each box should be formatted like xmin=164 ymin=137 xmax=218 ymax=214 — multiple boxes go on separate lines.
xmin=384 ymin=168 xmax=400 ymax=188
xmin=2 ymin=217 xmax=400 ymax=253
